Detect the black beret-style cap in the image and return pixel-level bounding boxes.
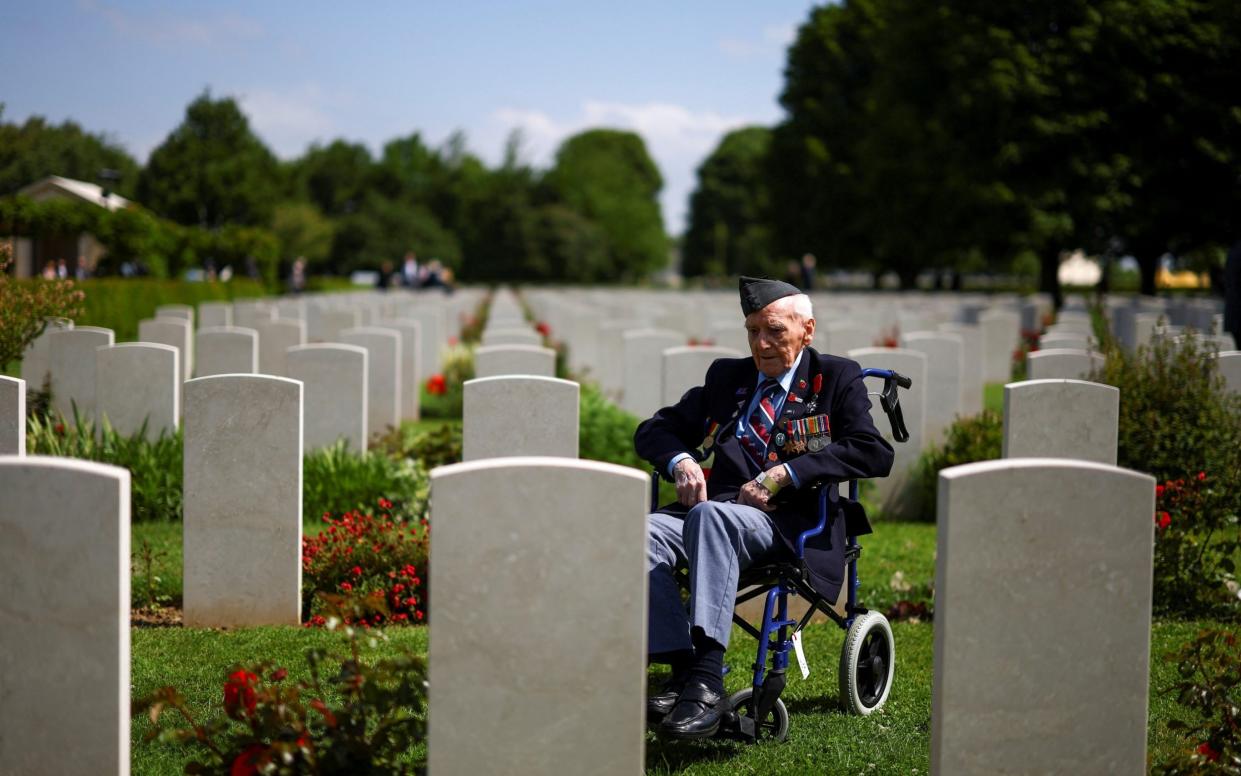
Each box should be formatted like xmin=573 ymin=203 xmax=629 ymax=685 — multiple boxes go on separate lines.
xmin=739 ymin=275 xmax=801 ymax=316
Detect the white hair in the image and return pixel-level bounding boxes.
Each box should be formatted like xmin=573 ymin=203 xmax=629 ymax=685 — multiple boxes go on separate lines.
xmin=762 ymin=293 xmax=813 ymax=322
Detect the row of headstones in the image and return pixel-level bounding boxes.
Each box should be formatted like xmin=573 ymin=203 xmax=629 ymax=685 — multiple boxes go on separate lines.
xmin=0 ymin=441 xmax=1157 ymax=774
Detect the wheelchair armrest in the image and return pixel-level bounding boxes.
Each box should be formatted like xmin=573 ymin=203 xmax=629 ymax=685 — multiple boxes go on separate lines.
xmin=794 ymin=486 xmax=833 ymax=559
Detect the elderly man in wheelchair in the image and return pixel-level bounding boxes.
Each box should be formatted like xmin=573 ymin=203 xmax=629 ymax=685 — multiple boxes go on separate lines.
xmin=635 ymin=276 xmax=901 ymax=741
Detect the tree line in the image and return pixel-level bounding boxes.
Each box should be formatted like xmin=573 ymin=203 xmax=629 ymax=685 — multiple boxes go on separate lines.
xmin=0 ymin=95 xmax=668 ymax=284
xmin=682 ymin=0 xmax=1241 ymax=301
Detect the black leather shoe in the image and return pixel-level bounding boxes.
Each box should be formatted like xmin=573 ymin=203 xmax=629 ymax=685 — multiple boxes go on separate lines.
xmin=657 ymin=681 xmax=726 ymax=739
xmin=646 ymin=677 xmax=685 ymax=723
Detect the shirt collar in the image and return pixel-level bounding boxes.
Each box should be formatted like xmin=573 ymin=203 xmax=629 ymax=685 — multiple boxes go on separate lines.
xmin=754 ymin=348 xmax=804 ymax=395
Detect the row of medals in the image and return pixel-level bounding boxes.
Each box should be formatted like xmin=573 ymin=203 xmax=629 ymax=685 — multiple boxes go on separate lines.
xmin=775 ymin=427 xmax=828 ymax=454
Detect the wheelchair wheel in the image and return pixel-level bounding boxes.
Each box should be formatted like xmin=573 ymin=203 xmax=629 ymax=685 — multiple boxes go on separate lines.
xmin=727 ymin=687 xmax=789 ymax=742
xmin=839 ymin=611 xmax=895 ymax=715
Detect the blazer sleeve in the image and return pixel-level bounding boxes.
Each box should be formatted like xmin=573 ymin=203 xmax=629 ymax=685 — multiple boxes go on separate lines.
xmin=633 ymin=363 xmax=717 ymax=478
xmin=784 ymin=359 xmax=895 ymax=486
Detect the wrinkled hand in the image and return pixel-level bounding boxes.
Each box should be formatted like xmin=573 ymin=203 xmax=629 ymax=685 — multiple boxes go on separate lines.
xmin=674 ymin=458 xmax=708 ymax=507
xmin=737 ymin=479 xmax=774 ymax=511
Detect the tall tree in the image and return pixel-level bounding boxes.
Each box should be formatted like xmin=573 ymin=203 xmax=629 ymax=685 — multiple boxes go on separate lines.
xmin=139 ymin=92 xmax=280 ymax=228
xmin=544 ymin=129 xmax=667 ymax=281
xmin=292 ymin=140 xmax=374 ymax=217
xmin=682 ymin=126 xmax=774 ymax=278
xmin=0 ymin=108 xmax=140 ymax=197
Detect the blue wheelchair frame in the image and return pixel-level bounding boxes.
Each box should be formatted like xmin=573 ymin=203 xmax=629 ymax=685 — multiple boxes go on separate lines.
xmin=652 ymin=367 xmax=911 ymax=741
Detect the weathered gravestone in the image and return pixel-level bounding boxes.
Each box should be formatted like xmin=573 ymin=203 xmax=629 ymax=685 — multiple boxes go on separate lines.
xmin=255 ymin=318 xmax=307 ymax=377
xmin=1218 ymin=351 xmax=1241 ymax=394
xmin=1038 ymin=332 xmax=1093 ymax=352
xmin=376 ymin=318 xmax=423 ymax=421
xmin=932 ymin=459 xmax=1154 ymax=775
xmin=396 ymin=304 xmax=445 ymax=379
xmin=0 ymin=456 xmax=130 ymax=775
xmin=183 ymin=375 xmax=302 ymax=627
xmin=978 ymin=309 xmax=1021 ymax=383
xmin=0 ymin=375 xmax=25 ymax=455
xmin=155 ymin=303 xmax=194 ymax=326
xmin=340 ymin=327 xmax=401 ymax=439
xmin=232 ymin=300 xmax=275 ymax=330
xmin=139 ymin=316 xmax=194 ymax=380
xmin=939 ymin=323 xmax=984 ymax=415
xmin=310 ymin=307 xmax=361 ymax=343
xmin=20 ymin=317 xmax=73 ymax=395
xmin=428 ymin=458 xmax=649 ymax=776
xmin=48 ymin=326 xmax=114 ymax=424
xmin=463 ymin=376 xmax=579 ymax=461
xmin=622 ymin=329 xmax=684 ymax=417
xmin=198 ymin=301 xmax=232 ymax=328
xmin=900 ymin=332 xmax=963 ymax=446
xmin=286 ymin=344 xmax=368 ymax=451
xmin=846 ymin=347 xmax=927 ymax=518
xmin=195 ymin=326 xmax=258 ymax=377
xmin=1026 ymin=348 xmax=1104 ymax=381
xmin=96 ymin=343 xmax=180 ymax=441
xmin=1002 ymin=379 xmax=1118 ymax=465
xmin=474 ymin=344 xmax=556 ymax=379
xmin=482 ymin=327 xmax=542 ymax=347
xmin=661 ymin=346 xmax=744 ymax=406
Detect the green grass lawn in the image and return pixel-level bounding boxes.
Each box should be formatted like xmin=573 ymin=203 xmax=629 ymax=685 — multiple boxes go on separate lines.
xmin=984 ymin=382 xmax=1004 ymax=414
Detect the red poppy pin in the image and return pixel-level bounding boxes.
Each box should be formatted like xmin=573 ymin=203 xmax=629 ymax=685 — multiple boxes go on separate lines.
xmin=812 ymin=373 xmax=823 ymax=394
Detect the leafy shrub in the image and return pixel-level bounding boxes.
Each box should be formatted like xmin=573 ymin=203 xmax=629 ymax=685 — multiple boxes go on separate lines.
xmin=135 ymin=595 xmax=427 ymax=774
xmin=75 ymin=277 xmax=266 ymax=341
xmin=0 ymin=245 xmax=84 ymax=370
xmin=302 ymin=502 xmax=429 ymax=627
xmin=1154 ymin=628 xmax=1241 ymax=774
xmin=371 ymin=421 xmax=462 ymax=470
xmin=26 ymin=413 xmax=184 ymax=522
xmin=303 ymin=442 xmax=429 ymax=523
xmin=911 ymin=410 xmax=1003 ymax=522
xmin=420 ymin=344 xmax=475 ymax=419
xmin=579 ymin=382 xmax=647 ymax=471
xmin=1091 ymin=332 xmax=1241 ymax=617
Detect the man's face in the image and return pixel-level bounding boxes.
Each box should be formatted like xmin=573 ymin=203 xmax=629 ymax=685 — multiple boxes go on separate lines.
xmin=745 ymin=300 xmax=815 ymax=378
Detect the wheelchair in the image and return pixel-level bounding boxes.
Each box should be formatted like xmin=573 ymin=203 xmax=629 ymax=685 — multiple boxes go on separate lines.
xmin=649 ymin=368 xmax=913 ymax=743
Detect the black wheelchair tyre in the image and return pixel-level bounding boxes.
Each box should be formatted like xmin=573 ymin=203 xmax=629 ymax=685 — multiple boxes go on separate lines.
xmin=727 ymin=687 xmax=790 ymax=742
xmin=838 ymin=611 xmax=895 ymax=715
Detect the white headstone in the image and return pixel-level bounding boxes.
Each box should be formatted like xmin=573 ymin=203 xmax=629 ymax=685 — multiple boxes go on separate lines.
xmin=846 ymin=348 xmax=928 ymax=518
xmin=1216 ymin=350 xmax=1241 ymax=394
xmin=622 ymin=329 xmax=685 ymax=417
xmin=198 ymin=301 xmax=232 ymax=328
xmin=1026 ymin=348 xmax=1104 ymax=381
xmin=939 ymin=323 xmax=984 ymax=416
xmin=474 ymin=344 xmax=556 ymax=379
xmin=1038 ymin=332 xmax=1092 ymax=351
xmin=311 ymin=308 xmax=361 ymax=343
xmin=377 ymin=318 xmax=423 ymax=421
xmin=48 ymin=326 xmax=114 ymax=424
xmin=96 ymin=343 xmax=180 ymax=441
xmin=463 ymin=376 xmax=579 ymax=461
xmin=932 ymin=458 xmax=1154 ymax=775
xmin=286 ymin=344 xmax=368 ymax=452
xmin=233 ymin=300 xmax=275 ymax=330
xmin=20 ymin=317 xmax=73 ymax=395
xmin=255 ymin=318 xmax=307 ymax=377
xmin=900 ymin=332 xmax=964 ymax=446
xmin=339 ymin=327 xmax=401 ymax=439
xmin=978 ymin=309 xmax=1021 ymax=383
xmin=0 ymin=375 xmax=25 ymax=455
xmin=155 ymin=303 xmax=194 ymax=327
xmin=183 ymin=375 xmax=303 ymax=627
xmin=1002 ymin=379 xmax=1118 ymax=465
xmin=482 ymin=327 xmax=542 ymax=347
xmin=139 ymin=316 xmax=194 ymax=380
xmin=661 ymin=346 xmax=744 ymax=406
xmin=195 ymin=326 xmax=258 ymax=377
xmin=428 ymin=458 xmax=648 ymax=775
xmin=0 ymin=456 xmax=130 ymax=775
xmin=818 ymin=321 xmax=874 ymax=355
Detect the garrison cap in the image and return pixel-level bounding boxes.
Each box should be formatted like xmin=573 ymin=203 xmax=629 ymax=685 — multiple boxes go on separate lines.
xmin=739 ymin=275 xmax=801 ymax=316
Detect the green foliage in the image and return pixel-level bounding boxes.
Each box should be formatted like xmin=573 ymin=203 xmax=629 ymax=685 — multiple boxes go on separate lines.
xmin=270 ymin=201 xmax=335 ymax=270
xmin=133 ymin=538 xmax=174 ymax=611
xmin=74 ymin=277 xmax=267 ymax=342
xmin=330 ymin=192 xmax=461 ymax=275
xmin=682 ymin=126 xmax=775 ymax=278
xmin=139 ymin=92 xmax=280 ymax=229
xmin=0 ymin=109 xmax=140 ymax=198
xmin=545 ymin=129 xmax=668 ymax=281
xmin=578 ymin=383 xmax=647 ymax=471
xmin=292 ymin=140 xmax=375 ymax=217
xmin=0 ymin=245 xmax=84 ymax=370
xmin=1092 ymin=333 xmax=1241 ymax=616
xmin=135 ymin=602 xmax=428 ymax=774
xmin=1154 ymin=629 xmax=1241 ymax=773
xmin=26 ymin=413 xmax=184 ymax=523
xmin=303 ymin=442 xmax=430 ymax=524
xmin=371 ymin=422 xmax=462 ymax=470
xmin=419 ymin=345 xmax=474 ymax=419
xmin=911 ymin=410 xmax=1003 ymax=522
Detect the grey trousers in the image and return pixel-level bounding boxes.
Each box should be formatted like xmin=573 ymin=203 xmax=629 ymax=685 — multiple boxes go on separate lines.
xmin=647 ymin=500 xmax=784 ymax=654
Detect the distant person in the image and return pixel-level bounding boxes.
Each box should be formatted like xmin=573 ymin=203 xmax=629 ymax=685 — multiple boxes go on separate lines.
xmin=800 ymin=253 xmax=817 ymax=291
xmin=56 ymin=258 xmax=68 ymax=279
xmin=41 ymin=261 xmax=56 ymax=280
xmin=379 ymin=260 xmax=397 ymax=291
xmin=782 ymin=260 xmax=801 ymax=288
xmin=420 ymin=260 xmax=454 ymax=294
xmin=402 ymin=251 xmax=419 ymax=287
xmin=289 ymin=257 xmax=307 ymax=294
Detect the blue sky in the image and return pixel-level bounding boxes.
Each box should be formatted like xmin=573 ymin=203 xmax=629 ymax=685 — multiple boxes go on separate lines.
xmin=1 ymin=0 xmax=819 ymax=233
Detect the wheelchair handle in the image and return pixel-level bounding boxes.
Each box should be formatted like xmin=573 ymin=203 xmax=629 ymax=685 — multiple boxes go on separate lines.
xmin=860 ymin=368 xmax=912 ymax=444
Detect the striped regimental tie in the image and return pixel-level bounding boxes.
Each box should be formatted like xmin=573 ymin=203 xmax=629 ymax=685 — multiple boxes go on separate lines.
xmin=740 ymin=377 xmax=783 ymax=470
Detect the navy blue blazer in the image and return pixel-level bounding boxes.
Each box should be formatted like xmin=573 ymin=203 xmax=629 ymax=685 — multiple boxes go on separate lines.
xmin=634 ymin=347 xmax=895 ymax=603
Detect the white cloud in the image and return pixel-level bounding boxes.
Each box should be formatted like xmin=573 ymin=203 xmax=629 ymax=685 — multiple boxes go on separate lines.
xmin=78 ymin=0 xmax=263 ymax=47
xmin=240 ymin=85 xmax=337 ymax=158
xmin=488 ymin=100 xmax=762 ymax=234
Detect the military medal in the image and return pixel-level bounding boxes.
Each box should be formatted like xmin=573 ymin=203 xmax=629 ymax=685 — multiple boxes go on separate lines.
xmin=768 ymin=451 xmax=779 ymax=462
xmin=808 ymin=435 xmax=826 ymax=452
xmin=774 ymin=432 xmax=786 ymax=447
xmin=702 ymin=421 xmax=719 ymax=450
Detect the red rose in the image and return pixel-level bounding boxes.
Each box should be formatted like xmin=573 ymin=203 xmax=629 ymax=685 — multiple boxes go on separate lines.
xmin=223 ymin=670 xmax=258 ymax=719
xmin=1157 ymin=512 xmax=1171 ymax=530
xmin=1197 ymin=742 xmax=1220 ymax=762
xmin=1155 ymin=484 xmax=1165 ymax=498
xmin=1197 ymin=471 xmax=1206 ymax=481
xmin=535 ymin=321 xmax=551 ymax=337
xmin=426 ymin=374 xmax=447 ymax=395
xmin=231 ymin=744 xmax=266 ymax=776
xmin=378 ymin=497 xmax=393 ymax=510
xmin=340 ymin=581 xmax=352 ymax=592
xmin=351 ymin=565 xmax=363 ymax=577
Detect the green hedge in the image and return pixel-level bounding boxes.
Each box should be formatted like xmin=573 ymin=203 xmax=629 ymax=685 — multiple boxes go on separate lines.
xmin=74 ymin=278 xmax=268 ymax=341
